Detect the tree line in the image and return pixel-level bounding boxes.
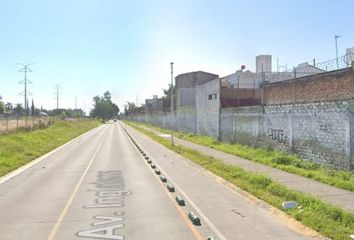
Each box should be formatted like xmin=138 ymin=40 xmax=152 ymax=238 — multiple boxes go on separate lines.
xmin=90 ymin=91 xmax=120 ymax=120
xmin=122 ymin=84 xmax=174 ymax=116
xmin=0 ymin=90 xmax=123 ymax=121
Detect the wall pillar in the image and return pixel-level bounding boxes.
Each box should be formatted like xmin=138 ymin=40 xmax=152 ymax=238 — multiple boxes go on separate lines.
xmin=288 ymin=106 xmax=294 ymax=151
xmin=349 ymin=112 xmax=354 ymax=170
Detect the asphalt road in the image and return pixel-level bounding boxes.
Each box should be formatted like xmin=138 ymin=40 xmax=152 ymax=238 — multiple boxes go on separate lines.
xmin=0 ymin=122 xmax=325 ymax=240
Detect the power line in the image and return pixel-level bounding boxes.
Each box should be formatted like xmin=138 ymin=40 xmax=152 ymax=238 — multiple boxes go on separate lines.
xmin=0 ymin=60 xmax=18 ymax=72
xmin=18 ymin=63 xmax=33 ymax=116
xmin=0 ymin=64 xmax=17 ymax=72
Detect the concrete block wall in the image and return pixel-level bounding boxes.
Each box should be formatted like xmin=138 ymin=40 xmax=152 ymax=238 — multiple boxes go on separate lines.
xmin=132 ymin=67 xmax=354 ymax=170
xmin=133 ymin=100 xmax=353 ymax=170
xmin=219 ymin=108 xmax=235 ymax=141
xmin=220 ymin=101 xmax=353 ymax=170
xmin=291 ymin=102 xmax=351 ymax=169
xmin=176 ymin=106 xmax=197 ymax=134
xmin=133 ymin=113 xmax=173 ymax=130
xmin=196 ymin=79 xmax=220 ymax=138
xmin=220 ymin=107 xmax=263 ymax=146
xmin=179 ymin=88 xmax=196 ymax=106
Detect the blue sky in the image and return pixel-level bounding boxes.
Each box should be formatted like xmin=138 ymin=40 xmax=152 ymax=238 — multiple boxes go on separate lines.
xmin=0 ymin=0 xmax=353 ymax=112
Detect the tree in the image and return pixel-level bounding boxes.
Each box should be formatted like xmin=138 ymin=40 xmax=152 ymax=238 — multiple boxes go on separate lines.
xmin=162 ymin=84 xmax=175 ymax=101
xmin=5 ymin=102 xmax=13 ymax=113
xmin=90 ymin=91 xmax=119 ymax=120
xmin=25 ymin=98 xmax=30 ymax=116
xmin=0 ymin=95 xmax=4 ymax=114
xmin=104 ymin=91 xmax=111 ymax=100
xmin=14 ymin=103 xmax=25 ymax=116
xmin=123 ymin=101 xmax=136 ymax=116
xmin=48 ymin=108 xmax=82 ymax=118
xmin=161 ymin=84 xmax=175 ymax=111
xmin=123 ymin=102 xmax=145 ymax=116
xmin=31 ymin=99 xmax=35 ymax=116
xmin=0 ymin=103 xmax=3 ymax=114
xmin=64 ymin=108 xmax=83 ymax=118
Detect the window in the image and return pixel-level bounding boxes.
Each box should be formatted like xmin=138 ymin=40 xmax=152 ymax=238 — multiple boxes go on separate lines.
xmin=208 ymin=93 xmax=217 ymax=100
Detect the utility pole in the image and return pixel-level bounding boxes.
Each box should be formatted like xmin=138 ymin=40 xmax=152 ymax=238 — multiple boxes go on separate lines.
xmin=55 ymin=84 xmax=62 ymax=110
xmin=56 ymin=85 xmax=59 ymax=110
xmin=83 ymin=101 xmax=86 ymax=119
xmin=75 ymin=96 xmax=77 ymax=109
xmin=335 ymin=34 xmax=340 ymax=69
xmin=18 ymin=63 xmax=33 ymax=116
xmin=261 ymin=64 xmax=265 ymax=106
xmin=276 ymin=57 xmax=279 ymax=72
xmin=170 ymin=62 xmax=174 ymax=146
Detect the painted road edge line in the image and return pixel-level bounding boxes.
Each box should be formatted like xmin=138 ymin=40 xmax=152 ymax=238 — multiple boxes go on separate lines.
xmin=0 ymin=124 xmax=105 ymax=186
xmin=47 ymin=125 xmax=110 ymax=240
xmin=122 ymin=123 xmax=226 ymax=240
xmin=126 ymin=122 xmax=324 ymax=240
xmin=159 ymin=164 xmax=227 ymax=240
xmin=121 ymin=125 xmax=204 ymax=240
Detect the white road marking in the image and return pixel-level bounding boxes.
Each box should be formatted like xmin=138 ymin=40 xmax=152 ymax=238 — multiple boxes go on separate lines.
xmin=0 ymin=125 xmax=102 ymax=186
xmin=92 ymin=216 xmax=124 ymax=226
xmin=77 ymin=224 xmax=124 ymax=240
xmin=122 ymin=124 xmax=227 ymax=240
xmin=159 ymin=165 xmax=227 ymax=240
xmin=47 ymin=126 xmax=110 ymax=240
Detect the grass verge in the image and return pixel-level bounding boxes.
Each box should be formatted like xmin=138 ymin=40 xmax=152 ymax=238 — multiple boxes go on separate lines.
xmin=0 ymin=120 xmax=101 ymax=177
xmin=126 ymin=122 xmax=354 ymax=240
xmin=130 ymin=121 xmax=354 ymax=192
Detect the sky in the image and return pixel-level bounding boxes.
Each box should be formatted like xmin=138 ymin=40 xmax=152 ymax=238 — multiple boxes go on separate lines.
xmin=0 ymin=0 xmax=353 ymax=113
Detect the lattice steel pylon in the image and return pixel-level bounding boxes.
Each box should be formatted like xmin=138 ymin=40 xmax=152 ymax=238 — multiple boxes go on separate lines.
xmin=18 ymin=63 xmax=33 ymax=116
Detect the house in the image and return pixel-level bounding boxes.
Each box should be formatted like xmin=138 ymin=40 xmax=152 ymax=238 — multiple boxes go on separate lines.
xmin=145 ymin=95 xmax=163 ymax=113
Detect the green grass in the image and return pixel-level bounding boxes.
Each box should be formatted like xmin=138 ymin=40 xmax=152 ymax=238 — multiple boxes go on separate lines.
xmin=130 ymin=121 xmax=354 ymax=192
xmin=126 ymin=122 xmax=354 ymax=240
xmin=0 ymin=120 xmax=101 ymax=177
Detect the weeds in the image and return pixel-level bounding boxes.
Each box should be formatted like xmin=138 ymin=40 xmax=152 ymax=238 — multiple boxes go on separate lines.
xmin=129 ymin=121 xmax=354 ymax=192
xmin=0 ymin=120 xmax=101 ymax=177
xmin=127 ymin=122 xmax=354 ymax=240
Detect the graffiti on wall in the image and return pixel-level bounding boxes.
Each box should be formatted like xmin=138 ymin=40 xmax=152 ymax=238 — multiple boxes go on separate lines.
xmin=319 ymin=124 xmax=333 ymax=134
xmin=267 ymin=128 xmax=287 ymax=143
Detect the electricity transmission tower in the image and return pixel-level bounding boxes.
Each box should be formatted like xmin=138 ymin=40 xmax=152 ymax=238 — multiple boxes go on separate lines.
xmin=55 ymin=84 xmax=62 ymax=110
xmin=18 ymin=63 xmax=33 ymax=116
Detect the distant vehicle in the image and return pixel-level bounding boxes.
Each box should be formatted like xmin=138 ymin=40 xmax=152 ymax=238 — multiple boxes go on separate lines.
xmin=39 ymin=112 xmax=49 ymax=116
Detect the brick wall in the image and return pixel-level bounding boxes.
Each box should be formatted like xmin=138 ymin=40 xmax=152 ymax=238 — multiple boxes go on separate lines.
xmin=264 ymin=67 xmax=354 ymax=105
xmin=133 ymin=67 xmax=354 ymax=170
